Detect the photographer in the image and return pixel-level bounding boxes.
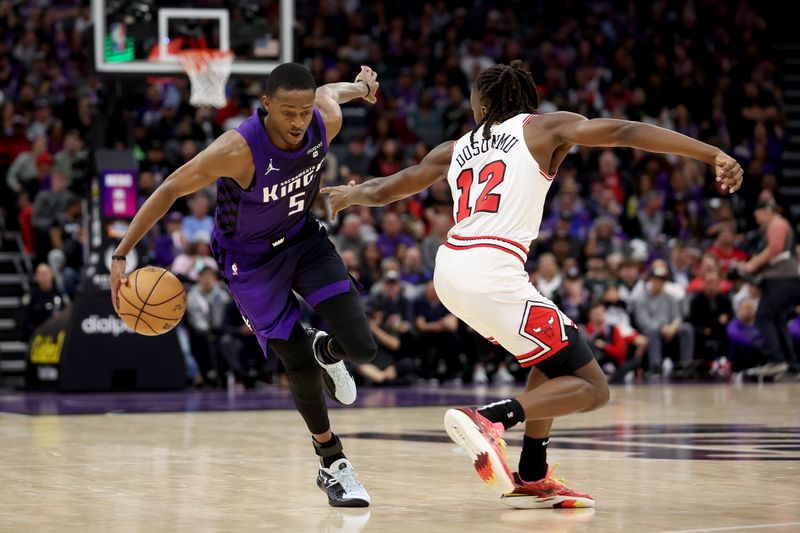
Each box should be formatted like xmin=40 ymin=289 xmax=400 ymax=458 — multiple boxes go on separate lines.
xmin=738 ymin=200 xmax=800 ymax=377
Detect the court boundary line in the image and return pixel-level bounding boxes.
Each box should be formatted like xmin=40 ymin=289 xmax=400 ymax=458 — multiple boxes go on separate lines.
xmin=653 ymin=521 xmax=800 ymax=533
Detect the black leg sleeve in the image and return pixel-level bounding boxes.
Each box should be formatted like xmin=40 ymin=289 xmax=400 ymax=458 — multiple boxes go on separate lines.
xmin=269 ymin=322 xmax=330 ymax=435
xmin=314 ymin=285 xmax=378 ymax=365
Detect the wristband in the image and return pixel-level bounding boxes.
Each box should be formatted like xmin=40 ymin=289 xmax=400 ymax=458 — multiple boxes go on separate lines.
xmin=112 ymin=255 xmax=127 ymax=261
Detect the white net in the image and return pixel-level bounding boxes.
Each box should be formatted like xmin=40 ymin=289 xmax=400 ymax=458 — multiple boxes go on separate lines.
xmin=177 ymin=50 xmax=233 ymax=108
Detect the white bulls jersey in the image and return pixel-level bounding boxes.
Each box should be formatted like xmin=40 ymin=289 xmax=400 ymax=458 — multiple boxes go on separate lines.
xmin=444 ymin=113 xmax=554 ymax=264
xmin=434 ymin=113 xmax=576 ymax=368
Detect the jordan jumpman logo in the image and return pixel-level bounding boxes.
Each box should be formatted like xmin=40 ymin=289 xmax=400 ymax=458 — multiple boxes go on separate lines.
xmin=265 ymin=158 xmax=280 ymax=175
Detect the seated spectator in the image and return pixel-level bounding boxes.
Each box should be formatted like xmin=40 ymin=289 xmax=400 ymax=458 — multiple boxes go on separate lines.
xmin=726 ymin=298 xmax=766 ymax=376
xmin=413 ymin=281 xmax=460 ymax=383
xmin=637 ymin=191 xmax=665 ymax=245
xmin=617 ymin=257 xmax=645 ymax=310
xmin=541 ymin=211 xmax=585 ymax=262
xmin=688 ymin=269 xmax=733 ymax=362
xmin=585 ymin=301 xmax=642 ymax=383
xmin=359 ymin=241 xmax=383 ymax=291
xmin=584 ymin=254 xmax=611 ymax=302
xmin=632 ymin=258 xmax=687 ymax=305
xmin=20 ymin=263 xmax=68 ymax=340
xmin=553 ymin=267 xmax=590 ymax=325
xmin=182 ymin=193 xmax=214 ymax=242
xmin=154 ymin=211 xmax=188 ymax=267
xmin=362 ymin=271 xmax=416 ymax=382
xmin=533 ymin=253 xmax=562 ymax=300
xmin=706 ymin=227 xmax=747 ymax=274
xmin=369 ymin=139 xmax=404 ymax=177
xmin=633 ymin=263 xmax=695 ymax=377
xmin=171 ymin=232 xmax=218 ymax=283
xmin=420 ymin=213 xmax=450 ymax=272
xmin=421 ymin=180 xmax=453 ymax=223
xmin=359 ymin=304 xmax=403 ymax=386
xmin=339 ymin=249 xmax=371 ymax=296
xmin=6 ymin=135 xmax=48 ymax=197
xmin=602 ymin=284 xmax=648 ymax=363
xmin=369 ymin=268 xmax=412 ymax=317
xmin=667 ymin=242 xmax=694 ymax=289
xmin=687 ymin=254 xmax=733 ymax=294
xmin=334 ymin=213 xmax=366 ymax=256
xmin=54 ymin=129 xmax=89 ymax=192
xmin=186 ymin=267 xmax=231 ymax=385
xmin=584 ymin=216 xmax=627 ymax=258
xmin=218 ymin=299 xmax=272 ymax=388
xmin=376 ymin=211 xmax=415 ymax=258
xmin=31 ymin=170 xmax=77 ymax=263
xmin=49 ymin=196 xmax=84 ymax=296
xmin=400 ymin=246 xmax=431 ymax=288
xmin=339 ymin=138 xmax=371 ymax=179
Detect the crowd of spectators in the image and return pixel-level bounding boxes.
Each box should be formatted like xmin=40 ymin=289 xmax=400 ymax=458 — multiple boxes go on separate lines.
xmin=2 ymin=1 xmax=799 ymax=388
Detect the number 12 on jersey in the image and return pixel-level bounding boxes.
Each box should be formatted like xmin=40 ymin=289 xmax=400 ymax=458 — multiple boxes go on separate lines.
xmin=455 ymin=160 xmax=507 ymax=222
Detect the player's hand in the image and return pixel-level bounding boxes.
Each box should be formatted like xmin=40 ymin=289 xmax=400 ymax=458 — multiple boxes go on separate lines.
xmin=714 ymin=151 xmax=743 ymax=193
xmin=321 ymin=180 xmax=357 ymax=221
xmin=110 ymin=258 xmax=128 ymax=315
xmin=355 ymin=65 xmax=379 ymax=104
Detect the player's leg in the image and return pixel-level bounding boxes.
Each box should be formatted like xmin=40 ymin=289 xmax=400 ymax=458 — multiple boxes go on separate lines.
xmin=518 ymin=367 xmax=552 ymax=483
xmin=312 ymin=284 xmax=378 ymax=365
xmin=269 ymin=322 xmax=370 ymax=508
xmin=293 ymin=232 xmax=377 ymax=404
xmin=452 ymin=329 xmax=603 ymax=508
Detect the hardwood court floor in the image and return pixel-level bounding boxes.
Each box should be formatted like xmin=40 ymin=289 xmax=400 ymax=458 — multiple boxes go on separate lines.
xmin=1 ymin=383 xmax=799 ymax=533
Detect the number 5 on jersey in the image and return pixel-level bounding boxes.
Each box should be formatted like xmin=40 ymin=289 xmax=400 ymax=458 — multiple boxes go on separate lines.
xmin=288 ymin=192 xmax=304 ymax=215
xmin=455 ymin=160 xmax=507 ymax=223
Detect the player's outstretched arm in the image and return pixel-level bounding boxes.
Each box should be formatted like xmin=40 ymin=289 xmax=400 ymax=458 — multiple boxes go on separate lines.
xmin=315 ymin=65 xmax=379 ymax=143
xmin=541 ymin=113 xmax=743 ymax=193
xmin=321 ymin=140 xmax=453 ymax=221
xmin=109 ymin=131 xmax=251 ymax=313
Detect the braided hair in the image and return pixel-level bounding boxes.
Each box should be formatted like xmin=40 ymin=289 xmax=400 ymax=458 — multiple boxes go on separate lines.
xmin=471 ymin=60 xmax=538 ymax=142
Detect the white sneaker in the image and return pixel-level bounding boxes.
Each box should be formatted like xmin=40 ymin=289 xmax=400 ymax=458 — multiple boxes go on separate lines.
xmin=749 ymin=362 xmax=789 ymax=377
xmin=661 ymin=358 xmax=674 ymax=380
xmin=317 ymin=458 xmax=370 ymax=507
xmin=493 ymin=365 xmax=515 ymax=384
xmin=473 ymin=365 xmax=489 ymax=384
xmin=308 ymin=328 xmax=357 ymax=405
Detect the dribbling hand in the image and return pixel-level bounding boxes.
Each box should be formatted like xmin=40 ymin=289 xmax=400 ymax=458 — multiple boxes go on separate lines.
xmin=110 ymin=258 xmax=128 ymax=315
xmin=321 ymin=180 xmax=356 ymax=222
xmin=355 ymin=65 xmax=379 ymax=104
xmin=714 ymin=152 xmax=743 ymax=193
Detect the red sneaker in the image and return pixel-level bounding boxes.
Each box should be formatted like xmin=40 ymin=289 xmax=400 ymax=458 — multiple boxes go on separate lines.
xmin=443 ymin=407 xmax=515 ymax=495
xmin=501 ymin=465 xmax=595 ymax=509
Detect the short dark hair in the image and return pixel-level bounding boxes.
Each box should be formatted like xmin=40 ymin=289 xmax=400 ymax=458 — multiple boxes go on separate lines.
xmin=198 ymin=266 xmax=217 ymax=278
xmin=266 ymin=63 xmax=316 ymax=97
xmin=472 ymin=60 xmax=539 ymax=141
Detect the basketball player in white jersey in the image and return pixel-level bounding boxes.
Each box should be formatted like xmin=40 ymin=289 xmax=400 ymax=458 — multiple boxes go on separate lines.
xmin=323 ymin=61 xmax=743 ymax=508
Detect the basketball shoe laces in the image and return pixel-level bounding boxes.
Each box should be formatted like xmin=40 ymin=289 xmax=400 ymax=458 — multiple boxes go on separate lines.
xmin=326 ymin=462 xmax=363 ymax=494
xmin=533 ymin=463 xmax=572 ymax=490
xmin=480 ymin=415 xmax=509 ymax=461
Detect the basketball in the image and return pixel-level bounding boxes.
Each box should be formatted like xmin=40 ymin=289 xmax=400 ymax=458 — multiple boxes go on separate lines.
xmin=117 ymin=266 xmax=186 ymax=336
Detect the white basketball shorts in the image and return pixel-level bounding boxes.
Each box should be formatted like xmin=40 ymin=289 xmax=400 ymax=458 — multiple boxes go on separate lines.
xmin=434 ymin=238 xmax=576 ymax=368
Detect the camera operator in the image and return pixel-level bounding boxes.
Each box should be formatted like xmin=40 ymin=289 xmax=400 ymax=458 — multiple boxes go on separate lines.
xmin=737 ymin=199 xmax=800 ymax=377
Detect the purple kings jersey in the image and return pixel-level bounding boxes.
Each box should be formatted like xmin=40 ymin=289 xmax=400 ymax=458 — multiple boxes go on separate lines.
xmin=213 ymin=107 xmax=329 ymax=246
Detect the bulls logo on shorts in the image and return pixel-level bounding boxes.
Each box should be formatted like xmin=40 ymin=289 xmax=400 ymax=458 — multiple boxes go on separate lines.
xmin=517 ymin=300 xmax=571 ymax=366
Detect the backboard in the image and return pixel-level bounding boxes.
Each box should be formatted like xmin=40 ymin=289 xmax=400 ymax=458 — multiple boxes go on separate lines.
xmin=92 ymin=0 xmax=293 ymax=76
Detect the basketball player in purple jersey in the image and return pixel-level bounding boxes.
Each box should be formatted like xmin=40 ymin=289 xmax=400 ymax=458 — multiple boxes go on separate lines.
xmin=110 ymin=63 xmax=380 ymax=507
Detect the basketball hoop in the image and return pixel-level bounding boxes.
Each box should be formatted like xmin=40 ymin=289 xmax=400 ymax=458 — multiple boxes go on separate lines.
xmin=177 ymin=49 xmax=233 ymax=108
